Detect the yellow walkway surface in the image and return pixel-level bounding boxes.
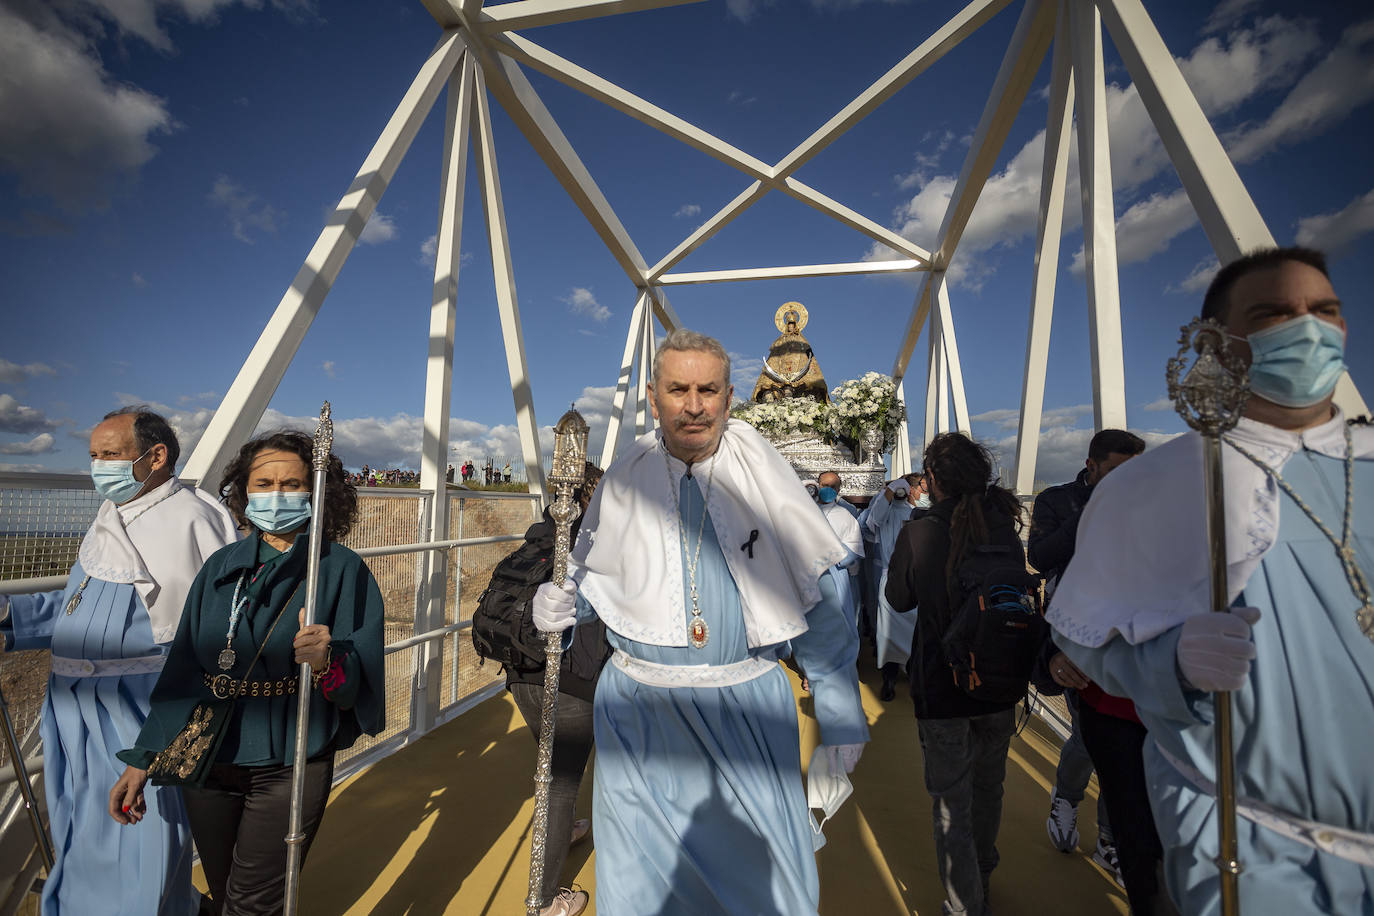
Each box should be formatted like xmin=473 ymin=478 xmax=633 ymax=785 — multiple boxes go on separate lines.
xmin=272 ymin=655 xmax=1129 ymax=915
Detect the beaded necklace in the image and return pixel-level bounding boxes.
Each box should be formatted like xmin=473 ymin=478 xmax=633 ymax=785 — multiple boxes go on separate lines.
xmin=1224 ymin=424 xmax=1373 ymax=639
xmin=665 ymin=449 xmax=716 ymax=649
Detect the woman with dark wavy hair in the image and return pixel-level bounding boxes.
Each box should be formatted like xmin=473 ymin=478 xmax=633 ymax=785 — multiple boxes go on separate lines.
xmin=109 ymin=431 xmax=385 ymax=915
xmin=884 ymin=432 xmax=1025 ymax=916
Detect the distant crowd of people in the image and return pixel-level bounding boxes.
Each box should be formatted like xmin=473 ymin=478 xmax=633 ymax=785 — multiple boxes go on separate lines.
xmin=348 ymin=465 xmax=418 ymax=487
xmin=449 ymin=459 xmax=514 ymax=485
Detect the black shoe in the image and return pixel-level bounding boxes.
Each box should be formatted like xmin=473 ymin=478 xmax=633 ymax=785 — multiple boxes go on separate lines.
xmin=880 ymin=679 xmax=896 ymax=702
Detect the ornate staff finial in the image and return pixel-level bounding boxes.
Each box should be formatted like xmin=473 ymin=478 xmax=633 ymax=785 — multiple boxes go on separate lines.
xmin=1167 ymin=318 xmax=1249 ymax=436
xmin=312 ymin=401 xmax=334 ymax=472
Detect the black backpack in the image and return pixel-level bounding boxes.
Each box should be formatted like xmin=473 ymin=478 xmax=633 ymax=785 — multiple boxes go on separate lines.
xmin=940 ymin=544 xmax=1046 ymax=703
xmin=470 ymin=536 xmax=553 ymax=676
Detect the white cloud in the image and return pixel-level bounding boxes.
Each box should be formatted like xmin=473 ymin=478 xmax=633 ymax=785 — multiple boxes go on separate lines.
xmin=322 ymin=361 xmax=337 ymax=379
xmin=727 ymin=352 xmax=764 ymax=393
xmin=0 ymin=395 xmax=62 ymax=434
xmin=419 ymin=234 xmax=438 ymax=266
xmin=1168 ymin=256 xmax=1220 ymax=296
xmin=1296 ymin=187 xmax=1374 ymax=253
xmin=726 ymin=89 xmax=757 ymax=105
xmin=176 ymin=390 xmax=218 ymax=405
xmin=674 ymin=204 xmax=701 ymax=219
xmin=726 ymin=0 xmax=908 ymax=22
xmin=1227 ymin=19 xmax=1374 ymax=164
xmin=0 ymin=433 xmax=57 ymax=456
xmin=0 ymin=5 xmax=174 ymax=214
xmin=985 ymin=425 xmax=1180 ymax=488
xmin=873 ymin=15 xmax=1324 ymax=286
xmin=970 ymin=403 xmax=1092 ymax=432
xmin=1203 ymin=0 xmax=1264 ymax=35
xmin=358 ymin=212 xmax=398 ymax=245
xmin=132 ymin=272 xmax=148 ymax=288
xmin=208 ymin=175 xmax=283 ymax=244
xmin=563 ymin=288 xmax=612 ymax=323
xmin=1142 ymin=397 xmax=1174 ymax=412
xmin=1069 ymin=188 xmax=1197 ymax=274
xmin=0 ymin=360 xmax=57 ymax=384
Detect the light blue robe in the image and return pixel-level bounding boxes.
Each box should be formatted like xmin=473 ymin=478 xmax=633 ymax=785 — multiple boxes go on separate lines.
xmin=584 ymin=475 xmax=868 ymax=916
xmin=864 ymin=496 xmax=915 ymax=668
xmin=1057 ymin=446 xmax=1374 ymax=915
xmin=5 ymin=563 xmax=198 ymax=916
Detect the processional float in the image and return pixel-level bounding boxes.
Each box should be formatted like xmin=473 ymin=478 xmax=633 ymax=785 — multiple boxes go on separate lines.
xmin=1167 ymin=320 xmax=1250 ymax=916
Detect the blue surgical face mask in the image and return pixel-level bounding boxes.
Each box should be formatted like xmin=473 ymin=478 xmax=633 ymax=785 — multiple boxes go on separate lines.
xmin=915 ymin=493 xmax=932 ymax=510
xmin=1241 ymin=314 xmax=1346 ymax=408
xmin=245 ymin=491 xmax=312 ymax=534
xmin=91 ymin=447 xmax=153 ymax=504
xmin=817 ymin=486 xmax=838 ymax=505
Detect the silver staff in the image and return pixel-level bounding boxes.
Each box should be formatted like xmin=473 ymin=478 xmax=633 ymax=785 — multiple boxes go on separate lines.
xmin=0 ymin=678 xmax=53 ymax=871
xmin=283 ymin=402 xmax=333 ymax=915
xmin=527 ymin=407 xmax=589 ymax=916
xmin=1167 ymin=318 xmax=1250 ymax=916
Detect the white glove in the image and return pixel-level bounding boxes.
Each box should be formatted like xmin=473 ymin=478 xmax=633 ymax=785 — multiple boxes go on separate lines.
xmin=532 ymin=580 xmax=578 ymax=633
xmin=1176 ymin=607 xmax=1261 ymax=692
xmin=830 ymin=743 xmax=864 ymax=774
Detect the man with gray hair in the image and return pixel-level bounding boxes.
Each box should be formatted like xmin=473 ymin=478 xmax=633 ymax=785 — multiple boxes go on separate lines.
xmin=534 ymin=328 xmax=868 ymax=915
xmin=1 ymin=407 xmax=238 ymax=915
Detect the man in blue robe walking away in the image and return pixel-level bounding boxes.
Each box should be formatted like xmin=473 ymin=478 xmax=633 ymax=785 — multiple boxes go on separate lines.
xmin=1049 ymin=247 xmax=1374 ymax=914
xmin=534 ymin=329 xmax=869 ymax=916
xmin=2 ymin=407 xmax=238 ymax=914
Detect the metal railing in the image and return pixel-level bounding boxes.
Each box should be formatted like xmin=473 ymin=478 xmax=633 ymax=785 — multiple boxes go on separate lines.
xmin=0 ymin=472 xmax=543 ymax=904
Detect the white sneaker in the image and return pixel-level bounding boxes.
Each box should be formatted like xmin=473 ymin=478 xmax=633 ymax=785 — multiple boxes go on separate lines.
xmin=540 ymin=887 xmax=589 ymax=916
xmin=1045 ymin=788 xmax=1079 ymax=852
xmin=1093 ymin=837 xmax=1125 ymax=888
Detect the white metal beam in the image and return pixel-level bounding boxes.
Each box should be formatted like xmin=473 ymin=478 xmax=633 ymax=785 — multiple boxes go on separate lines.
xmin=478 ymin=0 xmax=705 ymax=33
xmin=634 ymin=295 xmax=651 ymax=436
xmin=649 ymin=182 xmax=768 ymax=280
xmin=658 ymin=259 xmax=925 ymax=286
xmin=472 ymin=65 xmax=548 ymax=501
xmin=1014 ymin=5 xmax=1073 ymax=496
xmin=936 ymin=313 xmax=950 ymax=435
xmin=892 ymin=378 xmax=913 ymax=475
xmin=488 ymin=31 xmax=772 ymax=179
xmin=416 ymin=56 xmax=476 ymax=734
xmin=925 ymin=304 xmax=941 ymax=446
xmin=601 ymin=291 xmax=649 ymax=467
xmin=932 ymin=272 xmax=970 ymax=433
xmin=781 ymin=178 xmax=933 ymax=263
xmin=775 ymin=0 xmax=1016 ymax=178
xmin=893 ymin=272 xmax=934 ymax=382
xmin=646 ymin=286 xmax=682 ymax=333
xmin=461 ymin=31 xmax=652 ymax=285
xmin=182 ymin=33 xmax=465 ymax=489
xmin=1070 ymin=0 xmax=1127 ymax=430
xmin=933 ymin=0 xmax=1056 ymax=268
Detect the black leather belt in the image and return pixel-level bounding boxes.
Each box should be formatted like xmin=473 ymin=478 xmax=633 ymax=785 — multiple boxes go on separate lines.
xmin=205 ymin=672 xmax=298 ymax=700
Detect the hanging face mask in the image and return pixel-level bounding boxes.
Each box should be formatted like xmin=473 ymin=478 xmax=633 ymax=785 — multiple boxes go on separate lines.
xmin=1240 ymin=314 xmax=1346 ymax=408
xmin=806 ymin=744 xmax=853 ymax=851
xmin=91 ymin=447 xmax=154 ymax=504
xmin=817 ymin=486 xmax=838 ymax=505
xmin=245 ymin=491 xmax=312 ymax=534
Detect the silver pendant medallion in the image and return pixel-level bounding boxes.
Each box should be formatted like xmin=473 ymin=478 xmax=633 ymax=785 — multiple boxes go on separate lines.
xmin=218 ymin=648 xmax=237 ymax=671
xmin=64 ymin=594 xmax=82 ymax=615
xmin=689 ymin=617 xmax=709 ymax=649
xmin=1358 ymin=604 xmax=1374 ymax=640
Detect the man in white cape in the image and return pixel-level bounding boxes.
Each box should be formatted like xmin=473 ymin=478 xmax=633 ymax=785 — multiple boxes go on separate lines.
xmin=2 ymin=407 xmax=238 ymax=915
xmin=1049 ymin=248 xmax=1374 ymax=913
xmin=533 ymin=330 xmax=868 ymax=916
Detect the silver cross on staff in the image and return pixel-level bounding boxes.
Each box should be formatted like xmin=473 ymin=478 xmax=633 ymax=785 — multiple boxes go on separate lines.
xmin=1167 ymin=318 xmax=1250 ymax=916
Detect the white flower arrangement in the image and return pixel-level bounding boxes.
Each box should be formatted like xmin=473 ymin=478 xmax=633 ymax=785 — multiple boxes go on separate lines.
xmin=730 ymin=371 xmax=906 ymax=452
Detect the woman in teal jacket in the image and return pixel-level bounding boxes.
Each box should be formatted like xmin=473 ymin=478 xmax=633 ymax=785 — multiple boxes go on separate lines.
xmin=110 ymin=431 xmax=385 ymax=915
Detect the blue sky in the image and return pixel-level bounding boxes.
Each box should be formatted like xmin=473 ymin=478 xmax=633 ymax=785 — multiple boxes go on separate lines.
xmin=1 ymin=0 xmax=1370 ymax=487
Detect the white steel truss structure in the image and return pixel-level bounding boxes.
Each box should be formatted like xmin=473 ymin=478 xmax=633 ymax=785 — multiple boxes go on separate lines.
xmin=182 ymin=0 xmax=1368 ymax=505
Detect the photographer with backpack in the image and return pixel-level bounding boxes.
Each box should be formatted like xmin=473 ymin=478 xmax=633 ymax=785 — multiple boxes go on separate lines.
xmin=886 ymin=432 xmax=1036 ymax=916
xmin=471 ymin=461 xmax=609 ymax=916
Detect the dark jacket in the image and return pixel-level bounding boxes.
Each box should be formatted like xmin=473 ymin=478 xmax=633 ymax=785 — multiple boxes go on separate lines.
xmin=885 ymin=494 xmax=1026 ymax=719
xmin=121 ymin=529 xmax=385 ymax=769
xmin=503 ymin=511 xmax=611 ymax=704
xmin=1027 ymin=468 xmax=1093 ymax=586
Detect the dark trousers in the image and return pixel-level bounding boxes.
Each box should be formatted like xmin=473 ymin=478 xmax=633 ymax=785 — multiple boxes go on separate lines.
xmin=183 ymin=757 xmax=334 ymax=916
xmin=1077 ymin=702 xmax=1179 ymax=916
xmin=917 ymin=708 xmax=1017 ymax=916
xmin=510 ymin=684 xmax=596 ymax=907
